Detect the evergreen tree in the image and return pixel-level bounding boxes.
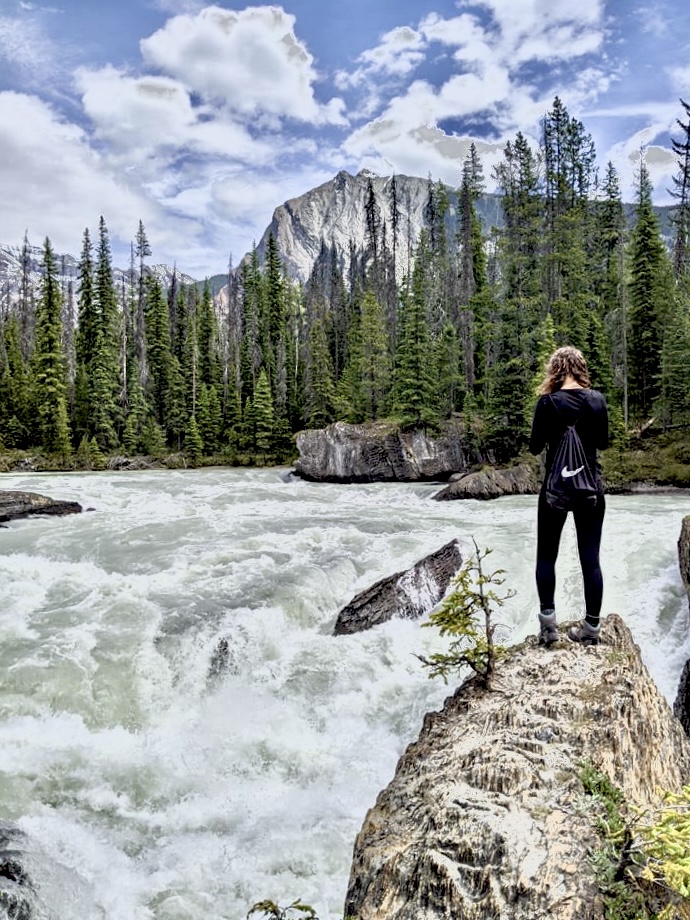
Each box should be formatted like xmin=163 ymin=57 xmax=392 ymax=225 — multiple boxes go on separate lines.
xmin=32 ymin=238 xmax=72 ymax=453
xmin=392 ymin=244 xmax=438 ymax=429
xmin=0 ymin=315 xmax=31 ymax=447
xmin=184 ymin=414 xmax=204 ymax=465
xmin=354 ymin=289 xmax=390 ymax=420
xmin=659 ymin=295 xmax=690 ymax=427
xmin=304 ymin=317 xmax=336 ymax=428
xmin=144 ymin=274 xmax=173 ymax=434
xmin=91 ymin=217 xmax=121 ymax=448
xmin=253 ymin=367 xmax=275 ymax=455
xmin=197 ymin=280 xmax=221 ymax=389
xmin=670 ymin=99 xmax=690 ymax=280
xmin=135 ymin=220 xmax=151 ymax=389
xmin=18 ymin=231 xmax=35 ymax=363
xmin=628 ymin=154 xmax=676 ymax=419
xmin=435 ymin=322 xmax=464 ymax=418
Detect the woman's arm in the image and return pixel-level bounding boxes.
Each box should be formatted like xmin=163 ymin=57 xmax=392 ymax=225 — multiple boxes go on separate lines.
xmin=529 ymin=397 xmax=547 ymax=455
xmin=597 ymin=396 xmax=610 ymax=450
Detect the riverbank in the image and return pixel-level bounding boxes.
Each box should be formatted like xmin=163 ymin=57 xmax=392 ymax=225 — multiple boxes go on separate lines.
xmin=1 ymin=429 xmax=689 ymax=495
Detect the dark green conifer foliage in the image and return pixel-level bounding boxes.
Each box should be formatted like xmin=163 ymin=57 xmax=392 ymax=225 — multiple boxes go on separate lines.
xmin=135 ymin=220 xmax=151 ymax=389
xmin=393 ymin=241 xmax=438 ymax=429
xmin=628 ymin=155 xmax=676 ymax=419
xmin=354 ymin=290 xmax=390 ymax=420
xmin=89 ymin=435 xmax=106 ymax=470
xmin=184 ymin=414 xmax=204 ymax=465
xmin=541 ymin=98 xmax=598 ymax=346
xmin=76 ymin=434 xmax=92 ymax=468
xmin=122 ymin=369 xmax=147 ymax=454
xmin=670 ymin=99 xmax=690 ymax=280
xmin=435 ymin=322 xmax=464 ymax=418
xmin=265 ymin=233 xmax=285 ymax=361
xmin=144 ymin=275 xmax=173 ymax=433
xmin=165 ymin=355 xmax=188 ymax=450
xmin=90 ymin=217 xmax=121 ymax=448
xmin=659 ymin=296 xmax=690 ymax=427
xmin=492 ymin=132 xmax=542 ymax=355
xmin=304 ymin=317 xmax=336 ymax=428
xmin=197 ymin=280 xmax=221 ymax=389
xmin=32 ymin=238 xmax=73 ymax=453
xmin=253 ymin=368 xmax=275 ymax=455
xmin=0 ymin=315 xmax=31 ymax=447
xmin=141 ymin=417 xmax=166 ymax=457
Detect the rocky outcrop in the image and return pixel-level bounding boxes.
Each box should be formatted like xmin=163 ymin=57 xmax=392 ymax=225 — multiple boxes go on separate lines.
xmin=674 ymin=516 xmax=690 ymax=736
xmin=0 ymin=821 xmax=34 ymax=920
xmin=0 ymin=490 xmax=82 ymax=524
xmin=294 ymin=421 xmax=473 ymax=483
xmin=334 ymin=540 xmax=463 ymax=636
xmin=345 ymin=615 xmax=690 ymax=920
xmin=433 ymin=463 xmax=538 ymax=501
xmin=247 ymin=170 xmax=505 ymax=284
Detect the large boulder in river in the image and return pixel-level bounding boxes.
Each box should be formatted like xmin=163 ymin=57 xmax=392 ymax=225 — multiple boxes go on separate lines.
xmin=344 ymin=615 xmax=690 ymax=920
xmin=334 ymin=540 xmax=462 ymax=635
xmin=674 ymin=515 xmax=690 ymax=737
xmin=294 ymin=421 xmax=473 ymax=482
xmin=433 ymin=462 xmax=538 ymax=500
xmin=0 ymin=490 xmax=82 ymax=524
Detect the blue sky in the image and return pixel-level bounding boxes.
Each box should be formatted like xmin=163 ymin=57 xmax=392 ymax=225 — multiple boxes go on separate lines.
xmin=1 ymin=0 xmax=690 ymax=278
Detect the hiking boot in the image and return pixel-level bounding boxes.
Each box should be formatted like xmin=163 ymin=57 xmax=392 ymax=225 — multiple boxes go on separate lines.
xmin=538 ymin=610 xmax=558 ymax=646
xmin=567 ymin=619 xmax=601 ymax=647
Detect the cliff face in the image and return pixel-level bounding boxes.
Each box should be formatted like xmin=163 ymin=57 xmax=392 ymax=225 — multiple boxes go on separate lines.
xmin=294 ymin=421 xmax=473 ymax=483
xmin=345 ymin=615 xmax=690 ymax=920
xmin=250 ymin=170 xmax=505 ymax=283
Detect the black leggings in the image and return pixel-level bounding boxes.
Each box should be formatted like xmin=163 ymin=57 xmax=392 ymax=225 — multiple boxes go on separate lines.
xmin=535 ymin=492 xmax=606 ymax=622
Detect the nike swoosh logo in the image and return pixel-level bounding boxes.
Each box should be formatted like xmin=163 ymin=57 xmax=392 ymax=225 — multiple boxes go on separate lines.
xmin=562 ymin=465 xmax=585 ymax=478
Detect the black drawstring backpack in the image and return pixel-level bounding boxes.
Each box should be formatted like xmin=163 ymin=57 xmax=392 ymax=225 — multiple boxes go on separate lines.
xmin=545 ymin=397 xmax=598 ymax=511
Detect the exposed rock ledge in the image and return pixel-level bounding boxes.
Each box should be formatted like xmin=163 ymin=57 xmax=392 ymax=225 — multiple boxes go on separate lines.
xmin=345 ymin=615 xmax=690 ymax=920
xmin=294 ymin=421 xmax=473 ymax=482
xmin=0 ymin=490 xmax=82 ymax=524
xmin=334 ymin=540 xmax=462 ymax=635
xmin=674 ymin=515 xmax=690 ymax=737
xmin=433 ymin=463 xmax=538 ymax=501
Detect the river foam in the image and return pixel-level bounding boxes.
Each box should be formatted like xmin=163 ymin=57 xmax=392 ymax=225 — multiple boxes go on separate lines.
xmin=1 ymin=471 xmax=688 ymax=919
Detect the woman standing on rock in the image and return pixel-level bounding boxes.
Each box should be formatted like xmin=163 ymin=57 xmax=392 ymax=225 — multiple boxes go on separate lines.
xmin=529 ymin=346 xmax=609 ymax=647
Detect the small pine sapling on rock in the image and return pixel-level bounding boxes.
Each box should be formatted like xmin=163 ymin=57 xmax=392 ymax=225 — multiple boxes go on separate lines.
xmin=247 ymin=900 xmax=318 ymax=919
xmin=418 ymin=539 xmax=513 ymax=689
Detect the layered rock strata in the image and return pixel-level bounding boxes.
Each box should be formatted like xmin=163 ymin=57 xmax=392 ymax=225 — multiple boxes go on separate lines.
xmin=334 ymin=540 xmax=462 ymax=636
xmin=345 ymin=615 xmax=690 ymax=920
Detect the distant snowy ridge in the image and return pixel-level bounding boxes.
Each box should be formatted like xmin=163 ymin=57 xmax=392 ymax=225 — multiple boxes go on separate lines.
xmin=0 ymin=242 xmax=197 ymax=307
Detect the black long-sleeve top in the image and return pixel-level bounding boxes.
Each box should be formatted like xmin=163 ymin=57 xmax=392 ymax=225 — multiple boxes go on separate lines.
xmin=529 ymin=387 xmax=609 ymax=480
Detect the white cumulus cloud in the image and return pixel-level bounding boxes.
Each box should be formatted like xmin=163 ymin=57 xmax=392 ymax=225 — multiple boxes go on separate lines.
xmin=140 ymin=5 xmax=346 ymax=125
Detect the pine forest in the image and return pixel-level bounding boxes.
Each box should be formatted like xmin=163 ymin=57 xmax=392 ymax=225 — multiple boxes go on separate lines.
xmin=3 ymin=96 xmax=690 ymax=470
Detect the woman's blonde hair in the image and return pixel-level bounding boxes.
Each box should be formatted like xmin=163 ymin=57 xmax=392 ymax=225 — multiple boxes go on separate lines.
xmin=537 ymin=345 xmax=591 ymax=395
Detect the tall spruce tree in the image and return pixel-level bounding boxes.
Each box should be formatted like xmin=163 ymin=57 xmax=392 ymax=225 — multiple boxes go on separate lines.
xmin=32 ymin=238 xmax=72 ymax=453
xmin=627 ymin=154 xmax=676 ymax=419
xmin=392 ymin=240 xmax=438 ymax=429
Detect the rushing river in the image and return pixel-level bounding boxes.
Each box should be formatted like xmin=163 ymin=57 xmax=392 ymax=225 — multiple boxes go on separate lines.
xmin=0 ymin=469 xmax=689 ymax=920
